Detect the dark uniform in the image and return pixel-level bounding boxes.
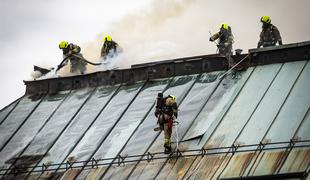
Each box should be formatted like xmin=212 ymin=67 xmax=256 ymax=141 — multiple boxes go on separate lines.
xmin=62 ymin=43 xmax=86 ymax=74
xmin=155 ymin=95 xmax=178 ymax=153
xmin=210 ymin=25 xmax=235 ymax=67
xmin=100 ymin=40 xmax=119 ymax=59
xmin=257 ymin=23 xmax=282 ymax=48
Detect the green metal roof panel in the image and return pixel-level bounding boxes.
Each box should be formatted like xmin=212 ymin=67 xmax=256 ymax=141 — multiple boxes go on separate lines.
xmin=1 ymin=43 xmax=309 ymax=180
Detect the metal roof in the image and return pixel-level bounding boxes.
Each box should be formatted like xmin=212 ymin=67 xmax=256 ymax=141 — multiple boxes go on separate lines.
xmin=0 ymin=41 xmax=309 ymax=180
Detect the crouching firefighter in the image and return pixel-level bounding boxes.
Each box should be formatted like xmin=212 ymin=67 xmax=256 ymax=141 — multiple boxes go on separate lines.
xmin=155 ymin=93 xmax=178 ymax=154
xmin=58 ymin=41 xmax=87 ymax=74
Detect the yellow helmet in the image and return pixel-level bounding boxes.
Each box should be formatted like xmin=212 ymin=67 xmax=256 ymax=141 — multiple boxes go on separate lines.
xmin=104 ymin=35 xmax=112 ymax=42
xmin=59 ymin=41 xmax=69 ymax=49
xmin=261 ymin=16 xmax=271 ymax=24
xmin=168 ymin=95 xmax=176 ymax=101
xmin=220 ymin=23 xmax=229 ymax=30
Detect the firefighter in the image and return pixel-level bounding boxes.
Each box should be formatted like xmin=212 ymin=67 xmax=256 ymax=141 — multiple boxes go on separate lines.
xmin=209 ymin=23 xmax=235 ymax=68
xmin=58 ymin=41 xmax=86 ymax=74
xmin=100 ymin=35 xmax=120 ymax=59
xmin=155 ymin=94 xmax=178 ymax=154
xmin=257 ymin=16 xmax=282 ymax=48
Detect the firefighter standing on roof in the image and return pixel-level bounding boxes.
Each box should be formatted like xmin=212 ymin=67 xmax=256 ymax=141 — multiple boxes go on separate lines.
xmin=209 ymin=23 xmax=235 ymax=68
xmin=155 ymin=94 xmax=178 ymax=154
xmin=100 ymin=35 xmax=120 ymax=59
xmin=59 ymin=41 xmax=86 ymax=74
xmin=257 ymin=16 xmax=283 ymax=48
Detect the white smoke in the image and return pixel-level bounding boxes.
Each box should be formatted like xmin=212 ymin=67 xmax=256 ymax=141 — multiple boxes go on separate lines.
xmin=27 ymin=0 xmax=310 ymax=78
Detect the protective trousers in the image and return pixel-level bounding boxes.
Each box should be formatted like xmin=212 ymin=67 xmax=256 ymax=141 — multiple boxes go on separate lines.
xmin=70 ymin=53 xmax=87 ymax=74
xmin=158 ymin=113 xmax=173 ymax=147
xmin=219 ymin=45 xmax=234 ymax=68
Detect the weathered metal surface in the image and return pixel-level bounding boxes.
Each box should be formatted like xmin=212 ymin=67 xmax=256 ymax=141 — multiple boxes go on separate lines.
xmin=187 ymin=154 xmax=230 ymax=179
xmin=23 ymin=41 xmax=310 ymax=96
xmin=48 ymin=77 xmax=73 ymax=95
xmin=92 ymin=79 xmax=171 ymax=161
xmin=101 ymin=164 xmax=136 ymax=180
xmin=34 ymin=85 xmax=118 ymax=172
xmin=60 ymin=169 xmax=80 ymax=180
xmin=158 ymin=157 xmax=196 ymax=180
xmin=3 ymin=89 xmax=93 ymax=178
xmin=220 ymin=152 xmax=258 ymax=178
xmin=280 ymin=148 xmax=310 ymax=174
xmin=218 ymin=61 xmax=307 ymax=178
xmin=204 ymin=64 xmax=282 ymax=149
xmin=61 ymin=82 xmax=144 ymax=168
xmin=279 ymin=107 xmax=310 ymax=174
xmin=235 ymin=61 xmax=306 ymax=148
xmin=249 ymin=150 xmax=290 ymax=176
xmin=184 ymin=67 xmax=254 ymax=141
xmin=249 ymin=41 xmax=310 ymax=66
xmin=0 ymin=98 xmax=20 ymax=126
xmin=0 ymin=95 xmax=42 ymax=151
xmin=156 ymin=69 xmax=251 ymax=178
xmin=20 ymin=89 xmax=93 ymax=157
xmin=246 ymin=61 xmax=310 ymax=176
xmin=261 ymin=61 xmax=310 ymax=143
xmin=0 ymin=91 xmax=69 ymax=171
xmin=173 ymin=72 xmax=222 ymax=140
xmin=103 ymin=75 xmax=198 ymax=179
xmin=80 ymin=78 xmax=171 ymax=179
xmin=1 ymin=46 xmax=310 ymax=180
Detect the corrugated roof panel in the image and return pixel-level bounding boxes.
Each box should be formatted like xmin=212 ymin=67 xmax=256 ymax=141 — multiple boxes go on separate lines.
xmin=249 ymin=61 xmax=310 ymax=176
xmin=218 ymin=61 xmax=307 ymax=178
xmin=0 ymin=95 xmax=42 ymax=151
xmin=63 ymin=82 xmax=144 ymax=163
xmin=0 ymin=99 xmax=20 ymax=126
xmin=34 ymin=85 xmax=119 ymax=175
xmin=0 ymin=91 xmax=69 ymax=169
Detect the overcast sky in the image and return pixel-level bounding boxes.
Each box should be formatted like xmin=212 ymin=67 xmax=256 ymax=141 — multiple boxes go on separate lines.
xmin=0 ymin=0 xmax=310 ymax=109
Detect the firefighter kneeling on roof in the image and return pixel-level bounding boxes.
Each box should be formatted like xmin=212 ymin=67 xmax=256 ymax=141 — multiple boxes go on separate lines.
xmin=155 ymin=93 xmax=178 ymax=154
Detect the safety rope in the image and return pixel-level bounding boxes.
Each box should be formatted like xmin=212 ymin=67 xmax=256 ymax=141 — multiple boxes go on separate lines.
xmin=218 ymin=54 xmax=250 ymax=80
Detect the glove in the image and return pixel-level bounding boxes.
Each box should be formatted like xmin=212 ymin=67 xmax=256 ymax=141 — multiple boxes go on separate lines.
xmin=257 ymin=42 xmax=262 ymax=48
xmin=278 ymin=40 xmax=283 ymax=45
xmin=209 ymin=37 xmax=214 ymax=42
xmin=224 ymin=42 xmax=229 ymax=47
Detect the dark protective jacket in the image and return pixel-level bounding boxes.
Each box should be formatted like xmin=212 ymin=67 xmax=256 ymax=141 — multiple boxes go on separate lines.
xmin=101 ymin=40 xmax=119 ymax=58
xmin=258 ymin=24 xmax=282 ymax=48
xmin=62 ymin=43 xmax=81 ymax=56
xmin=210 ymin=27 xmax=234 ymax=56
xmin=61 ymin=43 xmax=86 ymax=74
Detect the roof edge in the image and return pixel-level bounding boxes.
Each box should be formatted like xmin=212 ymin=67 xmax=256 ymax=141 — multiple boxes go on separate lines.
xmin=23 ymin=41 xmax=310 ymax=95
